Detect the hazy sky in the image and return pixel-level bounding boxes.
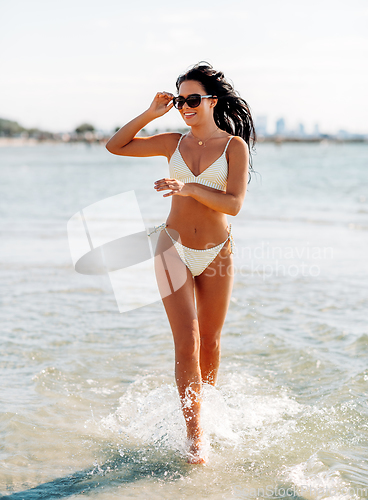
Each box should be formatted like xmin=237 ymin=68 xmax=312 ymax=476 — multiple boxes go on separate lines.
xmin=1 ymin=0 xmax=367 ymax=134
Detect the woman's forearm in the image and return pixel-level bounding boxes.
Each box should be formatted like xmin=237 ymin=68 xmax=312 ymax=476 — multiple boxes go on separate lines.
xmin=185 ymin=183 xmax=244 ymax=216
xmin=105 ymin=109 xmax=156 ymax=152
xmin=106 ymin=92 xmax=174 ymax=155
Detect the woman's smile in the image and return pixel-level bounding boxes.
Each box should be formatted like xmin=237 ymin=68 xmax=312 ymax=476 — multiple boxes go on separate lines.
xmin=183 ymin=111 xmax=196 ymax=118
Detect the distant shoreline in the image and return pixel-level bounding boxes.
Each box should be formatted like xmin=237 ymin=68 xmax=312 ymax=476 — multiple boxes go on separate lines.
xmin=1 ymin=136 xmax=367 ymax=147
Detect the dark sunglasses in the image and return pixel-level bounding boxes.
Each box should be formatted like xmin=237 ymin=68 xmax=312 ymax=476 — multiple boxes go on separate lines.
xmin=172 ymin=94 xmax=215 ymax=110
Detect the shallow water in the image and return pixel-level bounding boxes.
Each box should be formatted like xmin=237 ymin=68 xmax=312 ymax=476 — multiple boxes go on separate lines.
xmin=1 ymin=142 xmax=368 ymax=499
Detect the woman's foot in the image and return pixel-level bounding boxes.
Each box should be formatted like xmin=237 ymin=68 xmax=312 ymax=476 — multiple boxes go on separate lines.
xmin=187 ymin=435 xmax=206 ymax=464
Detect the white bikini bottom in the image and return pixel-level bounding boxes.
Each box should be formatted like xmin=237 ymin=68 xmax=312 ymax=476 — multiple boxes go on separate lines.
xmin=148 ymin=223 xmax=234 ymax=277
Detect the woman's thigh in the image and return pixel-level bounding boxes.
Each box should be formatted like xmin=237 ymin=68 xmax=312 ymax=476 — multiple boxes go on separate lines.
xmin=154 ymin=231 xmax=199 ymax=353
xmin=194 ymin=242 xmax=234 ymax=339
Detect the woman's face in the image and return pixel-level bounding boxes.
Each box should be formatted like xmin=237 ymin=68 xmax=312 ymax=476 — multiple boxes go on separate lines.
xmin=177 ymin=80 xmax=216 ymax=126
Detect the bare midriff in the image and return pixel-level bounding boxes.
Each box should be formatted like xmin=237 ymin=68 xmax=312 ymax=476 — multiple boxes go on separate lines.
xmin=165 ymin=191 xmax=229 ymax=249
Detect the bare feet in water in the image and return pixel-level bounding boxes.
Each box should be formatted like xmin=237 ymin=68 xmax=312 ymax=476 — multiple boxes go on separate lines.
xmin=187 ymin=436 xmax=206 ymax=464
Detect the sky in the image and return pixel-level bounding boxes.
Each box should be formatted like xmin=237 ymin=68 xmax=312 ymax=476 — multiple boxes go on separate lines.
xmin=1 ymin=0 xmax=367 ymax=135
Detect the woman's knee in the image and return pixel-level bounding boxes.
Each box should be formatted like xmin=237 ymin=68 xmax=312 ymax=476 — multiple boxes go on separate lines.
xmin=200 ymin=333 xmax=221 ymax=354
xmin=174 ymin=327 xmax=200 ymax=360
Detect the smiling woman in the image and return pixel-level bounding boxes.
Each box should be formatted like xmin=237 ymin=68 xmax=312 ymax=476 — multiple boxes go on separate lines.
xmin=105 ymin=62 xmax=256 ymax=464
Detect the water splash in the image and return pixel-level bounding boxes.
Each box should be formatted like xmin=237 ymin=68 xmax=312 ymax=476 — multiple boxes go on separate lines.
xmin=96 ymin=370 xmax=303 ymax=464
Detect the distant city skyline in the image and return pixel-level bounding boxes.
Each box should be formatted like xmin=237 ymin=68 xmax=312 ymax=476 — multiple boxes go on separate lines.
xmin=1 ymin=0 xmax=367 ymax=135
xmin=2 ymin=113 xmax=367 ymax=145
xmin=2 ymin=113 xmax=366 ymax=139
xmin=253 ymin=116 xmax=365 ymax=138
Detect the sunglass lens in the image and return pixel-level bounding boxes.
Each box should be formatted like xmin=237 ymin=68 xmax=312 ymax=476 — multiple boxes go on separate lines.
xmin=174 ymin=94 xmax=203 ymax=109
xmin=186 ymin=95 xmax=201 ymax=108
xmin=174 ymin=97 xmax=185 ymax=109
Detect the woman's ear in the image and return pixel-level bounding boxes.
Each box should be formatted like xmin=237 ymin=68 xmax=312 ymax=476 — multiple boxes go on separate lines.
xmin=210 ymin=96 xmax=218 ymax=108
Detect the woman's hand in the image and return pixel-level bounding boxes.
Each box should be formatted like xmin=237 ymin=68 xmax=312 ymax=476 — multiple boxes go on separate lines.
xmin=148 ymin=92 xmax=174 ymax=118
xmin=154 ymin=178 xmax=191 ymax=197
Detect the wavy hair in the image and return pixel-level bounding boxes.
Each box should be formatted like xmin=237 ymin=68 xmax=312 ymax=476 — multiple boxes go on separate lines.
xmin=176 ymin=62 xmax=257 ymax=181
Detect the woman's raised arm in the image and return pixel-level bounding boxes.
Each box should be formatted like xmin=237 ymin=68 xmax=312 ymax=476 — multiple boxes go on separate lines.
xmin=105 ymin=92 xmax=175 ymax=158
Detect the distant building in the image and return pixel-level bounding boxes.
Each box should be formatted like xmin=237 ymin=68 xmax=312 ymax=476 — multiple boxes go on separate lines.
xmin=298 ymin=123 xmax=306 ymax=136
xmin=337 ymin=129 xmax=350 ymax=140
xmin=313 ymin=123 xmax=320 ymax=136
xmin=255 ymin=115 xmax=268 ymax=136
xmin=275 ymin=118 xmax=286 ymax=135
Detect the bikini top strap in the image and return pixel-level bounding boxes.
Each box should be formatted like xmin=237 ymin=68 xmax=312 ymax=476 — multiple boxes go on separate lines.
xmin=223 ymin=136 xmax=234 ymax=155
xmin=176 ymin=133 xmax=184 ymax=150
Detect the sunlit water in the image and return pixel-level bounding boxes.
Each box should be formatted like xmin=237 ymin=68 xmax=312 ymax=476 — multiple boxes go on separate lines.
xmin=0 ymin=142 xmax=367 ymax=499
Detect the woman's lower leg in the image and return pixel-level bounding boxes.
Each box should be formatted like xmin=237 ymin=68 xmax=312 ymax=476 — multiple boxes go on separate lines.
xmin=199 ymin=336 xmax=221 ymax=385
xmin=176 ymin=368 xmax=204 ymax=462
xmin=174 ymin=337 xmax=202 ymax=437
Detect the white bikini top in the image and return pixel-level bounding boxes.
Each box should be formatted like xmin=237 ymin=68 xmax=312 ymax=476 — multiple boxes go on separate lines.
xmin=168 ymin=134 xmax=233 ymax=192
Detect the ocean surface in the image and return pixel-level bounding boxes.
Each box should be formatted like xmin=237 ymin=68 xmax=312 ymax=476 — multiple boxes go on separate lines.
xmin=0 ymin=141 xmax=367 ymax=500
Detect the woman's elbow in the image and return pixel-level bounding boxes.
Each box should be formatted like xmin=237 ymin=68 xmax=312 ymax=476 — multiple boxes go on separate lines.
xmin=105 ymin=139 xmax=113 ymax=152
xmin=228 ymin=206 xmax=240 ymax=216
xmin=105 ymin=141 xmax=124 ymax=156
xmin=105 ymin=140 xmax=117 ymax=154
xmin=227 ymin=197 xmax=243 ymax=216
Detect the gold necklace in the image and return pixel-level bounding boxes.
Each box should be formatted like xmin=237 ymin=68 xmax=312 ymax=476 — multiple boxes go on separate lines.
xmin=190 ymin=127 xmax=219 ymax=146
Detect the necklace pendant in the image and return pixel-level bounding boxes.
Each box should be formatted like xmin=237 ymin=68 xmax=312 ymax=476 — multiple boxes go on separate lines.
xmin=198 ymin=141 xmax=203 ymax=146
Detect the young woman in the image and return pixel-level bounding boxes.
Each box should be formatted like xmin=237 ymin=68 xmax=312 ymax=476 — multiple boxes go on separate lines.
xmin=106 ymin=62 xmax=256 ymax=464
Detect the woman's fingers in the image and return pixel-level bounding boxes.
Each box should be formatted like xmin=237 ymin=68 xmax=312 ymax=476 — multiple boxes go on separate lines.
xmin=154 ymin=178 xmax=185 ymax=196
xmin=155 ymin=177 xmax=176 ymax=183
xmin=154 ymin=177 xmax=176 ymax=188
xmin=155 ymin=92 xmax=174 ymax=107
xmin=156 ymin=91 xmax=174 ymax=100
xmin=155 ymin=184 xmax=175 ymax=192
xmin=150 ymin=92 xmax=174 ymax=116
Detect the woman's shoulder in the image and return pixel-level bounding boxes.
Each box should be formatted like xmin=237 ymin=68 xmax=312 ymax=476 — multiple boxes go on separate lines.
xmin=226 ymin=135 xmax=249 ymax=161
xmin=153 ymin=131 xmax=183 ymax=148
xmin=155 ymin=131 xmax=183 ymax=141
xmin=227 ymin=135 xmax=248 ymax=151
xmin=227 ymin=134 xmax=246 ymax=144
xmin=151 ymin=132 xmax=183 ymax=159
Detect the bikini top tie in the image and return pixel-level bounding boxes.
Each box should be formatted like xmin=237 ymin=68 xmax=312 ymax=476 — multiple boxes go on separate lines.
xmin=168 ymin=134 xmax=233 ymax=192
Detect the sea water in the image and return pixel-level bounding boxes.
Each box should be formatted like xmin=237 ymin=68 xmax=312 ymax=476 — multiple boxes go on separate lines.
xmin=0 ymin=142 xmax=368 ymax=499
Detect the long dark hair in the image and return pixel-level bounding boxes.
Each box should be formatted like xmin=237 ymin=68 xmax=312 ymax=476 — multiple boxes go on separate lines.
xmin=176 ymin=62 xmax=257 ymax=181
